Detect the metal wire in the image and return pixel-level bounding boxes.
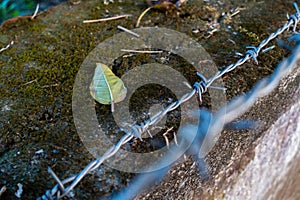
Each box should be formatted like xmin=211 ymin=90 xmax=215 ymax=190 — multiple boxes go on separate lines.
xmin=199 ymin=33 xmax=300 ymax=158
xmin=113 ymin=35 xmax=300 ymax=200
xmin=38 ymin=3 xmax=300 ymax=199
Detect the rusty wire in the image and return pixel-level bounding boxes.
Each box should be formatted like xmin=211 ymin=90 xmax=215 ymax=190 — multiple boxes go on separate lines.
xmin=38 ymin=2 xmax=300 ymax=199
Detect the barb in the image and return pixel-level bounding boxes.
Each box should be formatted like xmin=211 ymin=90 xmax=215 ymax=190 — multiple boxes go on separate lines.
xmin=206 ymin=2 xmax=300 ymax=88
xmin=39 ymin=3 xmax=300 ymax=200
xmin=39 ymin=134 xmax=133 ymax=199
xmin=199 ymin=33 xmax=300 ymax=157
xmin=113 ymin=35 xmax=300 ymax=199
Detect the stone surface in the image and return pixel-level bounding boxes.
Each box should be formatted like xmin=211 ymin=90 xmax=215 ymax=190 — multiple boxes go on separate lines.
xmin=137 ymin=59 xmax=300 ymax=200
xmin=0 ymin=0 xmax=299 ymax=199
xmin=224 ymin=87 xmax=300 ymax=200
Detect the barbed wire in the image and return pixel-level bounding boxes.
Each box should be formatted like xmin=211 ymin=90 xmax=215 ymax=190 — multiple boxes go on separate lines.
xmin=38 ymin=2 xmax=300 ymax=200
xmin=113 ymin=33 xmax=300 ymax=200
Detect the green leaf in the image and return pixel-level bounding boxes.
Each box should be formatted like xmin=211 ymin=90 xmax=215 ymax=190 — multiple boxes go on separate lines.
xmin=89 ymin=63 xmax=127 ymax=112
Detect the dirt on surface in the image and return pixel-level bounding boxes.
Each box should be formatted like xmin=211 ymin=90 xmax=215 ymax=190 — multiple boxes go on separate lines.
xmin=0 ymin=0 xmax=299 ymax=199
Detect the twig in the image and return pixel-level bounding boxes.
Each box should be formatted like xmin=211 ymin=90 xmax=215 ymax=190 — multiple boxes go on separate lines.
xmin=136 ymin=7 xmax=152 ymax=27
xmin=117 ymin=25 xmax=140 ymax=37
xmin=40 ymin=83 xmax=59 ymax=88
xmin=83 ymin=14 xmax=132 ymax=23
xmin=121 ymin=49 xmax=163 ymax=54
xmin=136 ymin=0 xmax=183 ymax=27
xmin=173 ymin=132 xmax=178 ymax=146
xmin=0 ymin=186 xmax=6 ymax=197
xmin=163 ymin=127 xmax=174 ymax=148
xmin=230 ymin=8 xmax=240 ymax=18
xmin=22 ymin=79 xmax=37 ymax=86
xmin=0 ymin=41 xmax=14 ymax=53
xmin=31 ymin=4 xmax=40 ymax=19
xmin=22 ymin=79 xmax=58 ymax=88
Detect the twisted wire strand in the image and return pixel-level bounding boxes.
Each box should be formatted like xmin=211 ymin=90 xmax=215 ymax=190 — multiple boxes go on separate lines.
xmin=39 ymin=3 xmax=300 ymax=199
xmin=206 ymin=2 xmax=300 ymax=88
xmin=131 ymin=2 xmax=300 ymax=139
xmin=113 ymin=35 xmax=300 ymax=200
xmin=199 ymin=34 xmax=300 ymax=157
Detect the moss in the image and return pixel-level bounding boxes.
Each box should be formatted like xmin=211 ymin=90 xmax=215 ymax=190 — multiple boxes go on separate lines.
xmin=0 ymin=1 xmax=146 ymax=198
xmin=0 ymin=0 xmax=294 ymax=199
xmin=237 ymin=25 xmax=261 ymax=44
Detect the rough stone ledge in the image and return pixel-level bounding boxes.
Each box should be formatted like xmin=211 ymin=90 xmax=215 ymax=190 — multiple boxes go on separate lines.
xmin=224 ymin=89 xmax=300 ymax=200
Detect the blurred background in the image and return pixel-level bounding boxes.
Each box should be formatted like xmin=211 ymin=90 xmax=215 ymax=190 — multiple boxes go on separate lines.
xmin=0 ymin=0 xmax=68 ymax=24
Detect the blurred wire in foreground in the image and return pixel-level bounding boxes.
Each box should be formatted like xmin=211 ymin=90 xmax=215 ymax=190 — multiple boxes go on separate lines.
xmin=112 ymin=34 xmax=300 ymax=200
xmin=38 ymin=2 xmax=300 ymax=200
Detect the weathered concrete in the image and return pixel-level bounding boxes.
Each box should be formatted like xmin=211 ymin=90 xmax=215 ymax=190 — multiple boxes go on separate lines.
xmin=224 ymin=98 xmax=300 ymax=200
xmin=0 ymin=0 xmax=299 ymax=199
